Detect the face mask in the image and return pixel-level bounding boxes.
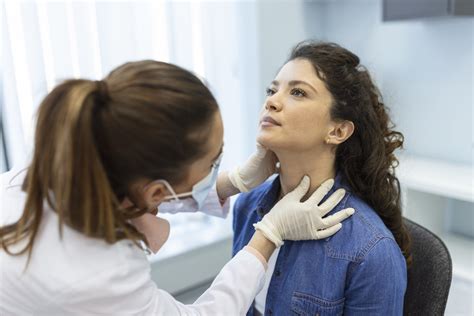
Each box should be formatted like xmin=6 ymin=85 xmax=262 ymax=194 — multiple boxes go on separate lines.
xmin=158 ymin=197 xmax=198 ymax=214
xmin=158 ymin=152 xmax=223 ymax=213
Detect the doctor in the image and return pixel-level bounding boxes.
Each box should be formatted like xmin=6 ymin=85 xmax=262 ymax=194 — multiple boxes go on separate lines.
xmin=0 ymin=60 xmax=354 ymax=315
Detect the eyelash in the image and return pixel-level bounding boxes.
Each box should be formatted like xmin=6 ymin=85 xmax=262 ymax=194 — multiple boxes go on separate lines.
xmin=265 ymin=87 xmax=307 ymax=98
xmin=291 ymin=88 xmax=306 ymax=97
xmin=265 ymin=87 xmax=275 ymax=96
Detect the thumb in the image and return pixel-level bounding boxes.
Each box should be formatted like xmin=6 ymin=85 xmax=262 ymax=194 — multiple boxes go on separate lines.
xmin=255 ymin=142 xmax=268 ymax=158
xmin=289 ymin=175 xmax=311 ymax=199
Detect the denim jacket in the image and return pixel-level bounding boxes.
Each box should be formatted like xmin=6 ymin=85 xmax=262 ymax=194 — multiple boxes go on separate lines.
xmin=232 ymin=173 xmax=407 ymax=316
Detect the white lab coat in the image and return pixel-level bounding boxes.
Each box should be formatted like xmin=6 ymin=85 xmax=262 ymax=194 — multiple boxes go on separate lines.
xmin=0 ymin=168 xmax=266 ymax=315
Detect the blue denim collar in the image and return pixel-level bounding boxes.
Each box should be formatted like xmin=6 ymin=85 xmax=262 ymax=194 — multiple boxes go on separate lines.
xmin=254 ymin=171 xmax=348 ymax=219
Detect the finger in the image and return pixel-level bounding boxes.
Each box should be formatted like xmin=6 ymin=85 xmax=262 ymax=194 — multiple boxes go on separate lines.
xmin=322 ymin=208 xmax=355 ymax=227
xmin=255 ymin=143 xmax=267 ymax=157
xmin=288 ymin=175 xmax=311 ymax=199
xmin=305 ymin=178 xmax=334 ymax=206
xmin=315 ymin=223 xmax=342 ymax=239
xmin=256 ymin=142 xmax=266 ymax=150
xmin=319 ymin=188 xmax=346 ymax=216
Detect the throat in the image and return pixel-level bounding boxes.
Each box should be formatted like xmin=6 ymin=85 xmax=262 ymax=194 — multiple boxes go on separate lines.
xmin=278 ymin=162 xmax=336 ymax=200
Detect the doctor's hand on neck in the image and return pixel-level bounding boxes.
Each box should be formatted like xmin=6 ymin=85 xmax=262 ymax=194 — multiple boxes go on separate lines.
xmin=217 ymin=143 xmax=278 ymax=201
xmin=248 ymin=175 xmax=354 ymax=263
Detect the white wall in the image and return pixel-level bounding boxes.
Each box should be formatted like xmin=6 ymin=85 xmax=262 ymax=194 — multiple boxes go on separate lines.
xmin=303 ymin=0 xmax=473 ymax=165
xmin=254 ymin=0 xmax=473 ymax=165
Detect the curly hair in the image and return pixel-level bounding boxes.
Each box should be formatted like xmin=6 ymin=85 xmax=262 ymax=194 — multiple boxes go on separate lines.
xmin=289 ymin=41 xmax=412 ymax=266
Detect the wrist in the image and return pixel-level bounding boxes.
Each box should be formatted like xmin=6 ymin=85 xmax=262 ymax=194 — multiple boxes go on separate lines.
xmin=227 ymin=166 xmax=250 ymax=192
xmin=216 ymin=170 xmax=240 ymax=200
xmin=253 ymin=218 xmax=284 ymax=248
xmin=247 ymin=230 xmax=276 ymax=262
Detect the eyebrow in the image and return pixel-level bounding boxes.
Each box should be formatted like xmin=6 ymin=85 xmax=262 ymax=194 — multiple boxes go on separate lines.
xmin=271 ymin=80 xmax=318 ymax=94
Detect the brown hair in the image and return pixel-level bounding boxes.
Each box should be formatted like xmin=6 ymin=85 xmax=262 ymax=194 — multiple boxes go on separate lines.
xmin=289 ymin=41 xmax=412 ymax=265
xmin=0 ymin=60 xmax=219 ymax=263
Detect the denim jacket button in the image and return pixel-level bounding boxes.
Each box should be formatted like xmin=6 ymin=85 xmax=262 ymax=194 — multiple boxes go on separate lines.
xmin=268 ymin=309 xmax=273 ymax=315
xmin=275 ymin=270 xmax=281 ymax=277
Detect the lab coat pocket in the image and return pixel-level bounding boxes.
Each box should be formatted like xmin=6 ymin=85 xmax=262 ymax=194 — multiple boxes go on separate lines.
xmin=290 ymin=291 xmax=344 ymax=316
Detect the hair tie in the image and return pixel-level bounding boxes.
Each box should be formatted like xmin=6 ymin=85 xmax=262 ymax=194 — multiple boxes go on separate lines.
xmin=95 ymin=80 xmax=110 ymax=102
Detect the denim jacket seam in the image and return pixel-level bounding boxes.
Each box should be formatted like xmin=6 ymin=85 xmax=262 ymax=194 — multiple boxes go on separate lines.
xmin=324 ymin=192 xmax=385 ymax=262
xmin=325 ymin=235 xmax=381 ymax=263
xmin=346 ymin=236 xmax=395 ymax=279
xmin=355 ymin=209 xmax=382 ymax=237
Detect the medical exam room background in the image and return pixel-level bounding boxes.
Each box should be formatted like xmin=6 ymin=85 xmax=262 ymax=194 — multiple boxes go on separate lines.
xmin=1 ymin=0 xmax=473 ymax=314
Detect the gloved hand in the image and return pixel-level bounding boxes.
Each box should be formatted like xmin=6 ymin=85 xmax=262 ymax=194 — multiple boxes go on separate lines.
xmin=253 ymin=176 xmax=354 ymax=247
xmin=228 ymin=143 xmax=278 ymax=192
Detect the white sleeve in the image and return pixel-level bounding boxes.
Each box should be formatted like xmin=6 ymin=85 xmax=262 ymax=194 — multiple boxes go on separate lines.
xmin=60 ymin=249 xmax=265 ymax=315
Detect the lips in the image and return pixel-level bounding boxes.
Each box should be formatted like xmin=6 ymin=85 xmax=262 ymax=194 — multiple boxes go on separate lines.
xmin=260 ymin=115 xmax=281 ymax=126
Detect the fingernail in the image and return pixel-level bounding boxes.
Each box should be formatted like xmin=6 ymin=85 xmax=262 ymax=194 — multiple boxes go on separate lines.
xmin=347 ymin=208 xmax=355 ymax=215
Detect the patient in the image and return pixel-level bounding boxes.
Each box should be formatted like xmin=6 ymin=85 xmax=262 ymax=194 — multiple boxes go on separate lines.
xmin=232 ymin=41 xmax=411 ymax=315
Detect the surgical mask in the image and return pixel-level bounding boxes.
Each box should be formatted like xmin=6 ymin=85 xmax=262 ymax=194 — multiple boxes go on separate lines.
xmin=158 ymin=153 xmax=223 ymax=214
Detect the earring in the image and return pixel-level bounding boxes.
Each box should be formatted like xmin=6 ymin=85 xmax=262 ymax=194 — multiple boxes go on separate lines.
xmin=325 ymin=139 xmax=330 ymax=144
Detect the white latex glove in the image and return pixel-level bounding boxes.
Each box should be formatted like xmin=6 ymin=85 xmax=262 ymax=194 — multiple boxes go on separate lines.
xmin=228 ymin=143 xmax=278 ymax=192
xmin=253 ymin=176 xmax=355 ymax=247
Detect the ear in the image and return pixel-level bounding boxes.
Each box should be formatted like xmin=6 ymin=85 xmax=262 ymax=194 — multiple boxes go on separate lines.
xmin=142 ymin=181 xmax=169 ymax=209
xmin=326 ymin=120 xmax=355 ymax=145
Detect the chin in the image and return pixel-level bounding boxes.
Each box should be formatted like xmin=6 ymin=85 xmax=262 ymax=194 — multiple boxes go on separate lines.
xmin=258 ymin=130 xmax=312 ymax=153
xmin=257 ymin=132 xmax=283 ymax=152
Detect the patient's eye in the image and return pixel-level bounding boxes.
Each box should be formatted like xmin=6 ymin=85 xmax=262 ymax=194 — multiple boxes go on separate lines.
xmin=291 ymin=88 xmax=306 ymax=97
xmin=265 ymin=87 xmax=276 ymax=96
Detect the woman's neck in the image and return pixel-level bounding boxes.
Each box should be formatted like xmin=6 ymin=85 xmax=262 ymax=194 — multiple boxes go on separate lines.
xmin=277 ymin=148 xmax=336 ymax=201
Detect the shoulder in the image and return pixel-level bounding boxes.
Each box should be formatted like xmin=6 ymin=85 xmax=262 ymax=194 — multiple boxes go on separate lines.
xmin=325 ymin=191 xmax=402 ymax=263
xmin=343 ymin=236 xmax=407 ymax=311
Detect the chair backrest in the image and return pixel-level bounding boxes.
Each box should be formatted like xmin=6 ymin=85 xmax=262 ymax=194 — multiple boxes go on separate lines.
xmin=403 ymin=218 xmax=452 ymax=316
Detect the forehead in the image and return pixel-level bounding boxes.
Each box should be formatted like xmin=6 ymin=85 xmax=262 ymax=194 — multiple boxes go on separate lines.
xmin=275 ymin=58 xmax=324 ymax=87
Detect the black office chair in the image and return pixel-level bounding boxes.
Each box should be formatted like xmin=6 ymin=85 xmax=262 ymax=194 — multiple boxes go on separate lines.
xmin=403 ymin=218 xmax=452 ymax=316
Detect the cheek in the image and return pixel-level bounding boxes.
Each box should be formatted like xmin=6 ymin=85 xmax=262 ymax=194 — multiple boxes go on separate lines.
xmin=290 ymin=108 xmax=328 ymax=137
xmin=186 ymin=167 xmax=209 ymax=189
xmin=293 ymin=117 xmax=326 ymax=148
xmin=283 ymin=110 xmax=330 ymax=147
xmin=173 ymin=165 xmax=205 ymax=193
xmin=257 ymin=102 xmax=332 ymax=150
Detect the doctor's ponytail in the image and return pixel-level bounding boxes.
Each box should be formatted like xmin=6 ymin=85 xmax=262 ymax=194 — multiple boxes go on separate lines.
xmin=1 ymin=61 xmax=219 ymax=262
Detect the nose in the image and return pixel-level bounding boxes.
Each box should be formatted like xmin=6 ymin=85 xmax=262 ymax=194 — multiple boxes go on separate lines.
xmin=265 ymin=94 xmax=282 ymax=112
